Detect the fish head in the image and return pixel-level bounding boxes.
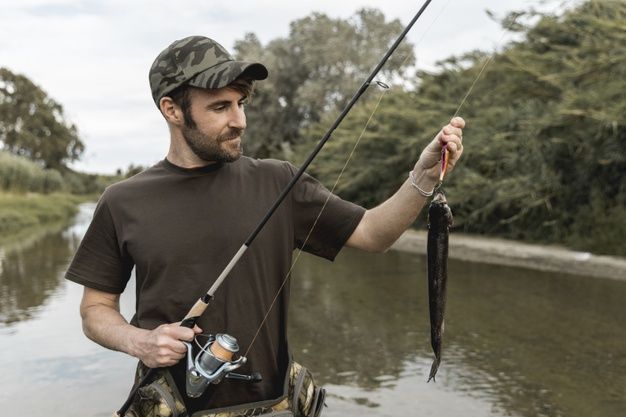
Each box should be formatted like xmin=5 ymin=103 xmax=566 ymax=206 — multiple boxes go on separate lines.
xmin=428 ymin=191 xmax=454 ymax=228
xmin=432 ymin=191 xmax=447 ymax=205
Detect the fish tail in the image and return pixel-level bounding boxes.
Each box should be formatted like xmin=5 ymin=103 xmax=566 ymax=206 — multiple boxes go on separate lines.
xmin=427 ymin=357 xmax=440 ymax=382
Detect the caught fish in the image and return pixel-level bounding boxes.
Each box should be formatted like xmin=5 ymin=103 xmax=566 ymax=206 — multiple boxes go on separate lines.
xmin=427 ymin=191 xmax=453 ymax=382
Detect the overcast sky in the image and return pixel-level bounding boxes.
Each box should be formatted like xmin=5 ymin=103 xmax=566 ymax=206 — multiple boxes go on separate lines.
xmin=1 ymin=0 xmax=556 ymax=173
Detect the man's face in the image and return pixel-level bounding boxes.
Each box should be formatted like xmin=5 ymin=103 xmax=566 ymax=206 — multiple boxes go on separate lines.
xmin=181 ymin=86 xmax=247 ymax=163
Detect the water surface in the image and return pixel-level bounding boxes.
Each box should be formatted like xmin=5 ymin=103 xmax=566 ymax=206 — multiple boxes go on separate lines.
xmin=0 ymin=203 xmax=624 ymax=416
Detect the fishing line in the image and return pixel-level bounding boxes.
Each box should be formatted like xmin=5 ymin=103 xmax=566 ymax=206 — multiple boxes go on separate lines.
xmin=246 ymin=3 xmax=532 ymax=354
xmin=244 ymin=0 xmax=454 ymax=357
xmin=244 ymin=87 xmax=388 ymax=357
xmin=452 ymin=26 xmax=512 ymax=118
xmin=450 ymin=0 xmax=577 ymax=119
xmin=433 ymin=8 xmax=530 ymax=184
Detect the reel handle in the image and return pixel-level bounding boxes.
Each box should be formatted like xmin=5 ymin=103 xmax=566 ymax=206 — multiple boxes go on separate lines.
xmin=225 ymin=371 xmax=263 ymax=383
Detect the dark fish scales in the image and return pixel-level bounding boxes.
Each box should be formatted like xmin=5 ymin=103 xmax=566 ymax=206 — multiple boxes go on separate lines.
xmin=427 ymin=191 xmax=453 ymax=382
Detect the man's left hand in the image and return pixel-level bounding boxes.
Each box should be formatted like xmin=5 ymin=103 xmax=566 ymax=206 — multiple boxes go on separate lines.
xmin=414 ymin=116 xmax=465 ymax=183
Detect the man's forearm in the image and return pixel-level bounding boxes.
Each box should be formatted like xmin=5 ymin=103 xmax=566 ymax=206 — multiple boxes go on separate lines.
xmin=79 ymin=287 xmax=200 ymax=368
xmin=346 ymin=117 xmax=464 ymax=252
xmin=348 ymin=171 xmax=437 ymax=252
xmin=81 ymin=303 xmax=147 ymax=359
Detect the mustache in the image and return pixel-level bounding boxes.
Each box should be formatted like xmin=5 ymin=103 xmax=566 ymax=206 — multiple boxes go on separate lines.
xmin=218 ymin=128 xmax=244 ymax=142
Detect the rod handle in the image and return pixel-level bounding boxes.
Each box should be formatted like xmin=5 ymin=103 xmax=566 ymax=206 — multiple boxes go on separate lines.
xmin=181 ymin=297 xmax=211 ymax=327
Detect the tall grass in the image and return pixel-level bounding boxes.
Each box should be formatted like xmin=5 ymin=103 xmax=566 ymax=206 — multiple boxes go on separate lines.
xmin=0 ymin=192 xmax=82 ymax=234
xmin=0 ymin=151 xmax=64 ymax=193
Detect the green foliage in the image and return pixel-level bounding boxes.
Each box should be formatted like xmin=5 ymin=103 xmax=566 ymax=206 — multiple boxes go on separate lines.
xmin=234 ymin=8 xmax=415 ymax=159
xmin=123 ymin=163 xmax=147 ymax=178
xmin=0 ymin=67 xmax=84 ymax=170
xmin=61 ymin=169 xmax=118 ymax=195
xmin=0 ymin=150 xmax=64 ymax=193
xmin=290 ymin=1 xmax=625 ymax=256
xmin=0 ymin=150 xmax=117 ymax=196
xmin=0 ymin=192 xmax=82 ymax=235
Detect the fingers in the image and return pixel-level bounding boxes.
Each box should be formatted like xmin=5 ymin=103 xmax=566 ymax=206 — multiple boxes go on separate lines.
xmin=450 ymin=116 xmax=465 ymax=129
xmin=414 ymin=116 xmax=466 ymax=179
xmin=438 ymin=117 xmax=465 ymax=172
xmin=168 ymin=322 xmax=201 ymax=341
xmin=140 ymin=323 xmax=203 ymax=368
xmin=442 ymin=116 xmax=464 ymax=148
xmin=441 ymin=127 xmax=462 ymax=152
xmin=155 ymin=325 xmax=189 ymax=363
xmin=164 ymin=323 xmax=203 ymax=338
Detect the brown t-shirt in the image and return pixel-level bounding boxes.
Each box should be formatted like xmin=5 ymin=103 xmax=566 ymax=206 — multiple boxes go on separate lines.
xmin=65 ymin=156 xmax=365 ymax=411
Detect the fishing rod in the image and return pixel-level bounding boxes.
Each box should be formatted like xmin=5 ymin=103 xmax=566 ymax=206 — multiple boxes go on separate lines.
xmin=116 ymin=1 xmax=433 ymax=415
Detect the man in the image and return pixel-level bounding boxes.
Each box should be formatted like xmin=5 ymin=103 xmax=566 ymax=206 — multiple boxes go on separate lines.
xmin=66 ymin=36 xmax=464 ymax=416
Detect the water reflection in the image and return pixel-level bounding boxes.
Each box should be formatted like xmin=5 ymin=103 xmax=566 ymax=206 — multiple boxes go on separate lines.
xmin=444 ymin=260 xmax=626 ymax=417
xmin=0 ymin=203 xmax=137 ymax=417
xmin=290 ymin=249 xmax=425 ymax=389
xmin=290 ymin=249 xmax=626 ymax=417
xmin=0 ymin=222 xmax=76 ymax=326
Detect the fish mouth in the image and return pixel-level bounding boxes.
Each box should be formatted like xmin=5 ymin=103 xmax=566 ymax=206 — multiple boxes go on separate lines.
xmin=432 ymin=192 xmax=447 ymax=204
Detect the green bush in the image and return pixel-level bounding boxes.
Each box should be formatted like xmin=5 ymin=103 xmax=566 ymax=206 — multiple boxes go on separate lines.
xmin=61 ymin=169 xmax=120 ymax=195
xmin=0 ymin=151 xmax=65 ymax=193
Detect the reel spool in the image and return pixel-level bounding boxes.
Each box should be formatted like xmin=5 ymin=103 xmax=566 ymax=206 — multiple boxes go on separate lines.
xmin=185 ymin=333 xmax=261 ymax=398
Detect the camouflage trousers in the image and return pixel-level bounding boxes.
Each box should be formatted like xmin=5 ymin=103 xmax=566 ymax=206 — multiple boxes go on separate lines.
xmin=126 ymin=361 xmax=325 ymax=417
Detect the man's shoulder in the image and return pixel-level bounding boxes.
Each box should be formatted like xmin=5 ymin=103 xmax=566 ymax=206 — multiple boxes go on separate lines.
xmin=238 ymin=156 xmax=296 ymax=176
xmin=100 ymin=161 xmax=167 ymax=203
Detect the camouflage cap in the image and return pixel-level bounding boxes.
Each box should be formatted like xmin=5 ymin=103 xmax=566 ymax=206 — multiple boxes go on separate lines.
xmin=149 ymin=35 xmax=268 ymax=106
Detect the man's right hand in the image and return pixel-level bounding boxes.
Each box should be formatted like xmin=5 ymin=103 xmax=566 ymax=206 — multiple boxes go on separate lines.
xmin=133 ymin=322 xmax=202 ymax=368
xmin=80 ymin=287 xmax=203 ymax=368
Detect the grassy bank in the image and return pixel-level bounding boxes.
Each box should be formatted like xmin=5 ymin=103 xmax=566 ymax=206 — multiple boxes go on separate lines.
xmin=0 ymin=192 xmax=89 ymax=235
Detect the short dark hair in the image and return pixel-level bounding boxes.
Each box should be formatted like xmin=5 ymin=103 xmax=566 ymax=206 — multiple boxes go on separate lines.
xmin=166 ymin=77 xmax=255 ymax=129
xmin=167 ymin=84 xmax=194 ymax=127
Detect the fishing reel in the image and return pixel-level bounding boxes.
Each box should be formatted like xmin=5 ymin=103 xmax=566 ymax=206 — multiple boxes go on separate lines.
xmin=184 ymin=333 xmax=262 ymax=398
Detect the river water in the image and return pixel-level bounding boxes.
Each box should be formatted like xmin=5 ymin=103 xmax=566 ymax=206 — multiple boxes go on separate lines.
xmin=0 ymin=203 xmax=624 ymax=417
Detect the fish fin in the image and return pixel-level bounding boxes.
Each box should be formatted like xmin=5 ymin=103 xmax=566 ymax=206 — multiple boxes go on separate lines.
xmin=427 ymin=358 xmax=440 ymax=382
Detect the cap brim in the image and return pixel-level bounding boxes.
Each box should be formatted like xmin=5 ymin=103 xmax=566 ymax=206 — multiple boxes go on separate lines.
xmin=188 ymin=60 xmax=268 ymax=91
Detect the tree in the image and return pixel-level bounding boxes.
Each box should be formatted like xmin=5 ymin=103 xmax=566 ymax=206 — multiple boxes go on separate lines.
xmin=233 ymin=8 xmax=415 ymax=159
xmin=293 ymin=1 xmax=625 ymax=256
xmin=0 ymin=68 xmax=84 ymax=170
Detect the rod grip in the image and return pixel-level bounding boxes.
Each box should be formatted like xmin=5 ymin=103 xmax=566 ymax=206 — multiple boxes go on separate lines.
xmin=181 ymin=297 xmax=210 ymax=328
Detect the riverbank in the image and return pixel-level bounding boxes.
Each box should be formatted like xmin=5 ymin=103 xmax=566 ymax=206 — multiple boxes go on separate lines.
xmin=0 ymin=192 xmax=89 ymax=236
xmin=392 ymin=230 xmax=626 ymax=281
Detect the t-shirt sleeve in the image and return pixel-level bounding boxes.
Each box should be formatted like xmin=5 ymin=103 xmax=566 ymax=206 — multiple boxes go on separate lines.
xmin=287 ymin=163 xmax=366 ymax=261
xmin=65 ymin=193 xmax=134 ymax=294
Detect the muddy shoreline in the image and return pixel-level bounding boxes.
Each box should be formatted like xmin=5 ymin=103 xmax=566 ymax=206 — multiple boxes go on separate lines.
xmin=391 ymin=230 xmax=626 ymax=281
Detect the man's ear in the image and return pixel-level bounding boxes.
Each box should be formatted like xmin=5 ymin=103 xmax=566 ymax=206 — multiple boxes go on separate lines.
xmin=160 ymin=96 xmax=184 ymax=125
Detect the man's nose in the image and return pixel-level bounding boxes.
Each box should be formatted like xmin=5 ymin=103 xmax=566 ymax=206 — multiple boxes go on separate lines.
xmin=228 ymin=106 xmax=246 ymax=130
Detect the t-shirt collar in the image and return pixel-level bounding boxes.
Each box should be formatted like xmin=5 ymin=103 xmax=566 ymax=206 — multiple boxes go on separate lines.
xmin=161 ymin=157 xmax=224 ymax=175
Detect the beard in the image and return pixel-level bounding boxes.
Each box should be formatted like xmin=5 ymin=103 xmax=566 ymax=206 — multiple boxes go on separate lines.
xmin=182 ymin=125 xmax=244 ymax=163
